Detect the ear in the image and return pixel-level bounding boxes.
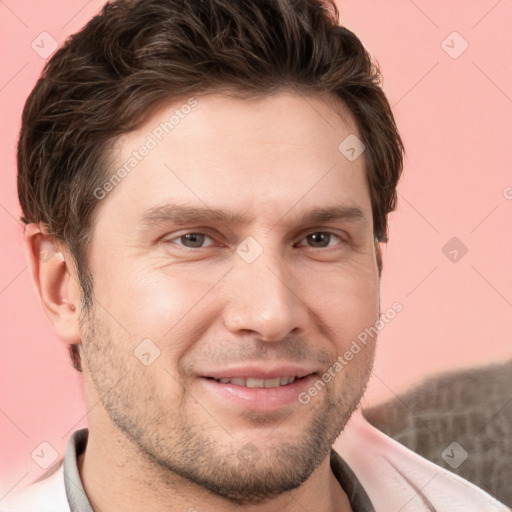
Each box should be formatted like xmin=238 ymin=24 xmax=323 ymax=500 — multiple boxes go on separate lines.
xmin=24 ymin=223 xmax=82 ymax=345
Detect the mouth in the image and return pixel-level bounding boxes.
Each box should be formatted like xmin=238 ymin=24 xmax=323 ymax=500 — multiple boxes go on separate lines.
xmin=206 ymin=375 xmax=304 ymax=387
xmin=199 ymin=373 xmax=318 ymax=412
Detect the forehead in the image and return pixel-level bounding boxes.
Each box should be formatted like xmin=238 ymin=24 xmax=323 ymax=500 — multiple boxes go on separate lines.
xmin=97 ymin=90 xmax=371 ymax=231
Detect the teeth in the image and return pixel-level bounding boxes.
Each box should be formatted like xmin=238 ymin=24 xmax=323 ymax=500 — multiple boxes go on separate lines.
xmin=264 ymin=377 xmax=281 ymax=388
xmin=246 ymin=378 xmax=265 ymax=388
xmin=215 ymin=376 xmax=298 ymax=388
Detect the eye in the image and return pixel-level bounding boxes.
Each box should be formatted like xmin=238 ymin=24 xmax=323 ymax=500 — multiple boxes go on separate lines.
xmin=168 ymin=232 xmax=215 ymax=249
xmin=296 ymin=232 xmax=344 ymax=249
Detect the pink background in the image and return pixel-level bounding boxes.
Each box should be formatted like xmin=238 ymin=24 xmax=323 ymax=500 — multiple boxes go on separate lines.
xmin=1 ymin=0 xmax=511 ymax=497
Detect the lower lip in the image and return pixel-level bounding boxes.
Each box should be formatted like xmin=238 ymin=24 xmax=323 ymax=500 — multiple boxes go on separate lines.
xmin=199 ymin=374 xmax=317 ymax=412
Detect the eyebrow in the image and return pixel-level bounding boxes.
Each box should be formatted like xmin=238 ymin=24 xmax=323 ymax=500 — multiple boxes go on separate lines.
xmin=139 ymin=203 xmax=367 ymax=230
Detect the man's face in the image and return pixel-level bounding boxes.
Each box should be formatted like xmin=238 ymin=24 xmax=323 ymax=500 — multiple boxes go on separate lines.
xmin=79 ymin=91 xmax=380 ymax=503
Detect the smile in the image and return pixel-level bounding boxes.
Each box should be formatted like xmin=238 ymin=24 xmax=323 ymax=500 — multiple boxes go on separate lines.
xmin=200 ymin=374 xmax=316 ymax=412
xmin=211 ymin=376 xmax=297 ymax=387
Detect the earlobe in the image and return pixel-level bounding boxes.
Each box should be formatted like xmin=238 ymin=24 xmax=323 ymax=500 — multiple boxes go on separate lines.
xmin=24 ymin=223 xmax=82 ymax=345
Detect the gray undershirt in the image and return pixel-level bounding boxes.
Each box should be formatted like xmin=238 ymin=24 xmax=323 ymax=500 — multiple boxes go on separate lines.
xmin=62 ymin=428 xmax=375 ymax=512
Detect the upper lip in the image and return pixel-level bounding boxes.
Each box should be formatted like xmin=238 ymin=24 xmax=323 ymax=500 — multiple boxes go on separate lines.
xmin=201 ymin=365 xmax=317 ymax=380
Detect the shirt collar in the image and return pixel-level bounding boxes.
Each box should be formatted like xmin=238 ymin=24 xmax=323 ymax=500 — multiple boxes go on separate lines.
xmin=63 ymin=428 xmax=94 ymax=512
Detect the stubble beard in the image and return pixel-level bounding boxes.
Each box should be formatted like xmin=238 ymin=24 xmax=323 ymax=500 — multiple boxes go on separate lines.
xmin=79 ymin=305 xmax=375 ymax=505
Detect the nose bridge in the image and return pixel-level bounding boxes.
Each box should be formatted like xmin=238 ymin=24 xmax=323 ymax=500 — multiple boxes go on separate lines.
xmin=222 ymin=240 xmax=307 ymax=341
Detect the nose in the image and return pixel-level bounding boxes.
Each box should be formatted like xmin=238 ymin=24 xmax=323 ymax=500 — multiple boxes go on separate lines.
xmin=222 ymin=250 xmax=309 ymax=342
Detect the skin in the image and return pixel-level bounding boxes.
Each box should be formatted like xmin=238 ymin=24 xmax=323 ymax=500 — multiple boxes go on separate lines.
xmin=26 ymin=90 xmax=381 ymax=512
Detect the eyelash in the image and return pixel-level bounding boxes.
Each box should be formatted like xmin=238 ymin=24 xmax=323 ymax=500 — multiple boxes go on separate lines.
xmin=164 ymin=231 xmax=346 ymax=250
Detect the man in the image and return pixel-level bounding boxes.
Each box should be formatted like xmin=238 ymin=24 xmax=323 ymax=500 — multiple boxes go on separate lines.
xmin=3 ymin=0 xmax=509 ymax=511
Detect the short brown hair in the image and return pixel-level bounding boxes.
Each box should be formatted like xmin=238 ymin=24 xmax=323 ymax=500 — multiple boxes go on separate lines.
xmin=17 ymin=0 xmax=404 ymax=371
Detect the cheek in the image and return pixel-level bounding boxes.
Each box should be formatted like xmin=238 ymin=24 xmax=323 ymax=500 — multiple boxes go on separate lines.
xmin=93 ymin=260 xmax=225 ymax=355
xmin=302 ymin=264 xmax=379 ymax=350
